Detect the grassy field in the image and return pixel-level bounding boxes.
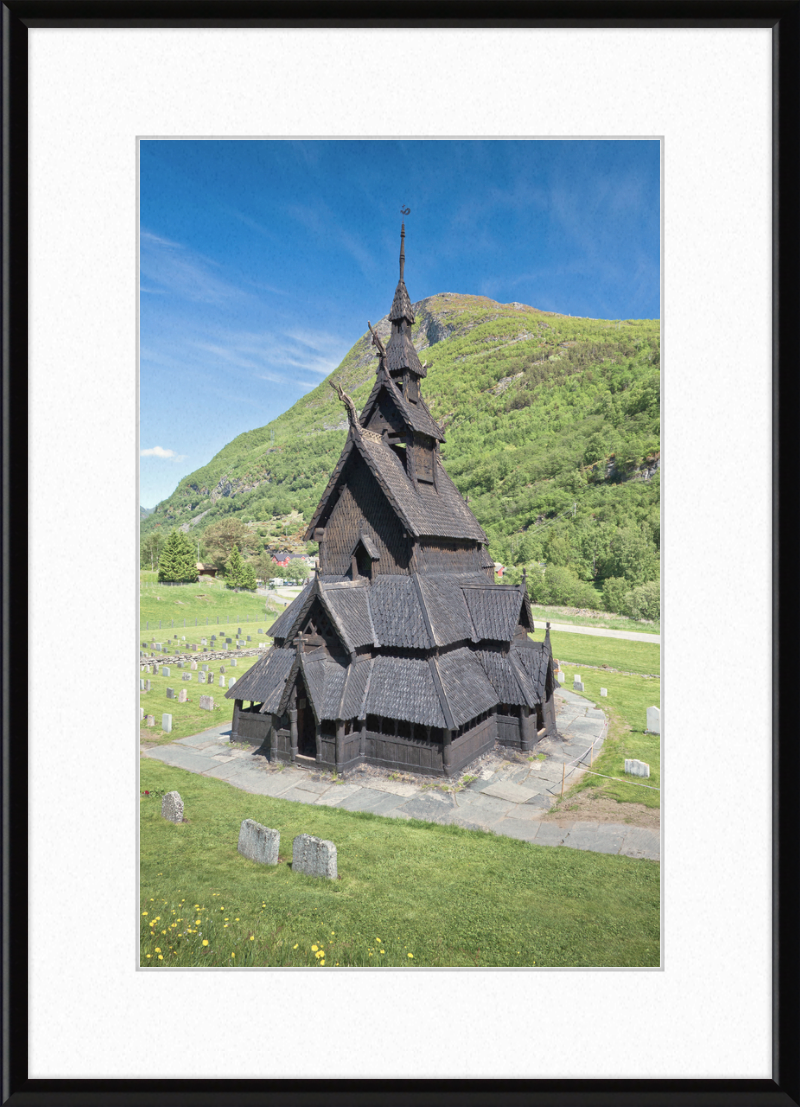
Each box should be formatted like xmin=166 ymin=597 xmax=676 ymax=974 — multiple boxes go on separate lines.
xmin=531 ymin=603 xmax=660 ymax=635
xmin=548 ymin=630 xmax=660 ymax=676
xmin=140 ymin=577 xmax=283 ymax=634
xmin=140 ymin=759 xmax=660 ymax=968
xmin=140 ymin=655 xmax=262 ymax=744
xmin=552 ymin=664 xmax=661 ymax=809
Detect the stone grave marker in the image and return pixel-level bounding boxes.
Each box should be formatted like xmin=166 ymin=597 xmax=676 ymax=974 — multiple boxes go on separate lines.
xmin=166 ymin=687 xmax=175 ymax=699
xmin=162 ymin=713 xmax=173 ymax=733
xmin=178 ymin=689 xmax=188 ymax=703
xmin=292 ymin=834 xmax=338 ymax=880
xmin=600 ymin=688 xmax=608 ymax=697
xmin=624 ymin=759 xmax=650 ymax=778
xmin=237 ymin=820 xmax=279 ymax=865
xmin=161 ymin=790 xmax=183 ymax=823
xmin=199 ymin=695 xmax=214 ymax=711
xmin=646 ymin=706 xmax=661 ymax=734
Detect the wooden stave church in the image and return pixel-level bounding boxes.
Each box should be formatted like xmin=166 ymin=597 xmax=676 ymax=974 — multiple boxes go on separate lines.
xmin=226 ymin=227 xmax=559 ymax=777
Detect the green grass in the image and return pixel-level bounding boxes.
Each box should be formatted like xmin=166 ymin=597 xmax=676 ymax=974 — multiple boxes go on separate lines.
xmin=530 ymin=603 xmax=659 ymax=635
xmin=140 ymin=759 xmax=660 ymax=968
xmin=140 ymin=654 xmax=262 ymax=744
xmin=547 ymin=629 xmax=660 ymax=676
xmin=140 ymin=578 xmax=279 ymax=634
xmin=553 ymin=666 xmax=661 ymax=809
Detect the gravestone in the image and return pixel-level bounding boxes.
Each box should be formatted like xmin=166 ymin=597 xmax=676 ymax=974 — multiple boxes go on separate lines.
xmin=162 ymin=713 xmax=173 ymax=733
xmin=146 ymin=715 xmax=155 ymax=727
xmin=199 ymin=695 xmax=214 ymax=711
xmin=178 ymin=689 xmax=188 ymax=703
xmin=292 ymin=834 xmax=338 ymax=880
xmin=646 ymin=706 xmax=661 ymax=734
xmin=161 ymin=790 xmax=183 ymax=823
xmin=237 ymin=819 xmax=279 ymax=865
xmin=228 ymin=677 xmax=236 ymax=689
xmin=161 ymin=666 xmax=170 ymax=678
xmin=190 ymin=661 xmax=198 ymax=670
xmin=600 ymin=688 xmax=608 ymax=697
xmin=625 ymin=759 xmax=651 ymax=778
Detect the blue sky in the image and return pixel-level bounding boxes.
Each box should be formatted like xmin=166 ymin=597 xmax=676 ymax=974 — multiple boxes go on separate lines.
xmin=140 ymin=139 xmax=660 ymax=508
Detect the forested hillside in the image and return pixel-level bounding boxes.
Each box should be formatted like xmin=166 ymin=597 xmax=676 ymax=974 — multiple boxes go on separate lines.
xmin=141 ymin=293 xmax=660 ymax=616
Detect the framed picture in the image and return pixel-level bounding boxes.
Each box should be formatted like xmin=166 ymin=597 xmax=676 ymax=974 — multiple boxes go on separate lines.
xmin=4 ymin=3 xmax=796 ymax=1103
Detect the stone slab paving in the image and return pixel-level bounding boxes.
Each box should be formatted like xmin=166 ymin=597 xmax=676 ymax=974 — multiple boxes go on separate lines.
xmin=142 ymin=693 xmax=659 ymax=861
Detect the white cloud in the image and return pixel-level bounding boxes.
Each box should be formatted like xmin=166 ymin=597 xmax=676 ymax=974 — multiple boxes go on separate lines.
xmin=141 ymin=446 xmax=178 ymax=459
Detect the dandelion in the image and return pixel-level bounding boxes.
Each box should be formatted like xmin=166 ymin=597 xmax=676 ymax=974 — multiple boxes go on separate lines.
xmin=202 ymin=939 xmax=209 ymax=946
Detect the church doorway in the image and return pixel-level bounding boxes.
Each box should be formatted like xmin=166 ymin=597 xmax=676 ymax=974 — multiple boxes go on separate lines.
xmin=295 ymin=676 xmax=317 ymax=758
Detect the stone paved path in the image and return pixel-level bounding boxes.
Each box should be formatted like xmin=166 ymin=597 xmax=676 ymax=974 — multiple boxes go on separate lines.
xmin=141 ymin=688 xmax=659 ymax=862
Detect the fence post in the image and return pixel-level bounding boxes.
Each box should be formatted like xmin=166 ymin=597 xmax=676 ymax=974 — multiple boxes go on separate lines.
xmin=561 ymin=762 xmax=565 ymax=798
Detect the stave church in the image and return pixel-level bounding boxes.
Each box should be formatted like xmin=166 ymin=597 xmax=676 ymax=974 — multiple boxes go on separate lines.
xmin=226 ymin=226 xmax=559 ymax=777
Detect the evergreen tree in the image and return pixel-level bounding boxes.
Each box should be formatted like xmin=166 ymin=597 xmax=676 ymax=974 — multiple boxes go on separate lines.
xmin=157 ymin=529 xmax=198 ymax=583
xmin=225 ymin=544 xmax=245 ymax=589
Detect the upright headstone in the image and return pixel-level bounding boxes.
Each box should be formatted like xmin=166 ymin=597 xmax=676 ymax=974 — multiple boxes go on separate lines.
xmin=162 ymin=713 xmax=173 ymax=733
xmin=292 ymin=834 xmax=338 ymax=880
xmin=624 ymin=759 xmax=651 ymax=778
xmin=161 ymin=791 xmax=183 ymax=823
xmin=600 ymin=688 xmax=608 ymax=697
xmin=237 ymin=820 xmax=279 ymax=865
xmin=161 ymin=666 xmax=170 ymax=678
xmin=199 ymin=695 xmax=214 ymax=711
xmin=178 ymin=689 xmax=188 ymax=703
xmin=646 ymin=706 xmax=661 ymax=734
xmin=166 ymin=687 xmax=175 ymax=699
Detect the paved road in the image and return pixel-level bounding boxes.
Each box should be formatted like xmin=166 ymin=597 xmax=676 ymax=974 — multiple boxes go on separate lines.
xmin=142 ymin=687 xmax=659 ymax=862
xmin=544 ymin=621 xmax=660 ymax=644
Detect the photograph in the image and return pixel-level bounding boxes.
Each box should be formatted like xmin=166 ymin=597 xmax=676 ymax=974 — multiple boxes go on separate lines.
xmin=138 ymin=138 xmax=662 ymax=969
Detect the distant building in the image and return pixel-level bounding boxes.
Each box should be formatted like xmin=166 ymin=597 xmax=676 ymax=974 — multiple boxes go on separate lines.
xmin=227 ymin=226 xmax=557 ymax=777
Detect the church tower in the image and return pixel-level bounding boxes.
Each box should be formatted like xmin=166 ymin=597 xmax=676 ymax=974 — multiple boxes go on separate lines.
xmin=226 ymin=227 xmax=558 ymax=776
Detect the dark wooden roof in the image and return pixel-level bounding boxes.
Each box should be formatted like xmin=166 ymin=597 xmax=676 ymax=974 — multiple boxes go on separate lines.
xmin=269 ymin=573 xmax=529 ymax=654
xmin=386 ymin=324 xmax=426 ymax=376
xmin=359 ymin=362 xmax=443 ymax=440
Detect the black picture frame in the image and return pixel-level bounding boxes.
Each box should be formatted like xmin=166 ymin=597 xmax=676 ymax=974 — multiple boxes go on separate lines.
xmin=2 ymin=3 xmax=798 ymax=1105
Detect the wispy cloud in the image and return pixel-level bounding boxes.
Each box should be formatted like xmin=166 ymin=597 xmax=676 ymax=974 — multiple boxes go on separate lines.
xmin=140 ymin=445 xmax=186 ymax=461
xmin=140 ymin=228 xmax=248 ymax=306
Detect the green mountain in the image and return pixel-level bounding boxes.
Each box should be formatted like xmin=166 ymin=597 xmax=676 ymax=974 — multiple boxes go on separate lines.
xmin=141 ymin=293 xmax=660 ymax=613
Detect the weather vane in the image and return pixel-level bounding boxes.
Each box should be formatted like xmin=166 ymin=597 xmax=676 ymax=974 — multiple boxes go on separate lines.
xmin=401 ymin=205 xmax=410 ymax=215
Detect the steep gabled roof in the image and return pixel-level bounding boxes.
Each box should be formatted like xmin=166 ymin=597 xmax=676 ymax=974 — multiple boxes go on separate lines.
xmin=359 ymin=362 xmax=443 ymax=441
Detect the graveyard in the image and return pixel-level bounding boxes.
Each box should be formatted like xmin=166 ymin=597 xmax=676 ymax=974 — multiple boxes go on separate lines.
xmin=139 ymin=757 xmax=660 ymax=968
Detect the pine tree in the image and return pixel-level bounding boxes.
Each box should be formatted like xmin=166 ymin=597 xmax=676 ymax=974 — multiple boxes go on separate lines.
xmin=240 ymin=562 xmax=257 ymax=591
xmin=157 ymin=529 xmax=198 ymax=583
xmin=225 ymin=544 xmax=245 ymax=589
